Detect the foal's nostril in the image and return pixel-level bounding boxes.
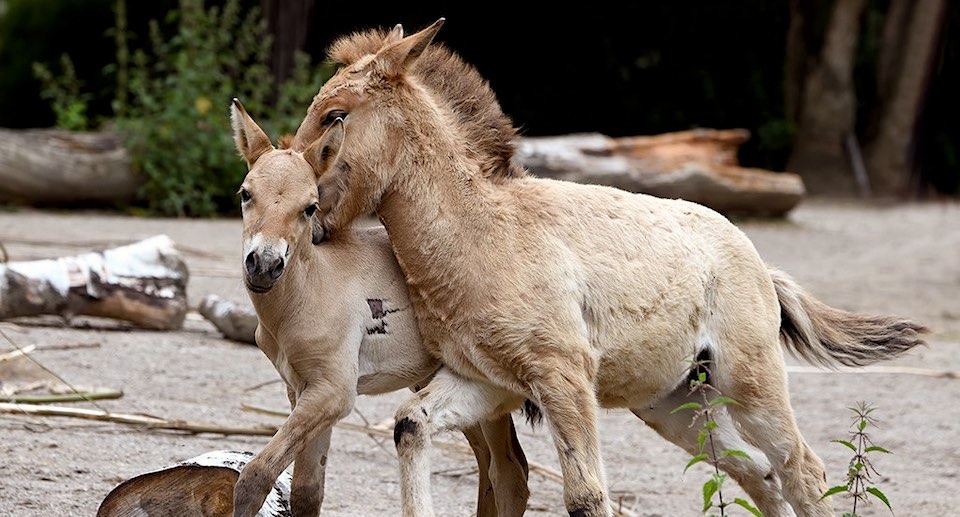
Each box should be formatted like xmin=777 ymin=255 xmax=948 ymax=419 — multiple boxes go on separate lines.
xmin=244 ymin=251 xmax=258 ymax=277
xmin=268 ymin=256 xmax=285 ymax=280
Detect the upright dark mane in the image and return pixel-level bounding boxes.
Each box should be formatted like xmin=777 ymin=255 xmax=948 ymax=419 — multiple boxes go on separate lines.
xmin=327 ymin=27 xmax=527 ymax=180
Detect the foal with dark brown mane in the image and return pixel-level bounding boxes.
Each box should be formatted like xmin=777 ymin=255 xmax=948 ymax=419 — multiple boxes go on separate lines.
xmin=292 ymin=20 xmax=926 ymax=517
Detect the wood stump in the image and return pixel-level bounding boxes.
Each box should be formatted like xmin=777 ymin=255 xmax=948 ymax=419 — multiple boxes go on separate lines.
xmin=97 ymin=450 xmax=291 ymax=517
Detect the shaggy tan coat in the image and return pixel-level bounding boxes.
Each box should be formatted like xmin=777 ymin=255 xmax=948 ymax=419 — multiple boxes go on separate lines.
xmin=291 ymin=21 xmax=926 ymax=517
xmin=228 ymin=100 xmax=530 ymax=517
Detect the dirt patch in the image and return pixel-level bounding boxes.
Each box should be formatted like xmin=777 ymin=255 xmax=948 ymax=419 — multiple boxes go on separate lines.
xmin=1 ymin=198 xmax=957 ymax=516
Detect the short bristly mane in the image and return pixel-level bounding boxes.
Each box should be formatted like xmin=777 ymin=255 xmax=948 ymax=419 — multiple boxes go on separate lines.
xmin=326 ymin=27 xmax=526 ymax=180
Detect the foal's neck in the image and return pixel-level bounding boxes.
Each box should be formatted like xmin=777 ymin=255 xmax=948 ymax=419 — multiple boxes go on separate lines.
xmin=376 ymin=145 xmax=505 ymax=304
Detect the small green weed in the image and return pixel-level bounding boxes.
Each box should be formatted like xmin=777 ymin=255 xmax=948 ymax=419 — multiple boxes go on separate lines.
xmin=673 ymin=359 xmax=762 ymax=517
xmin=820 ymin=401 xmax=894 ymax=517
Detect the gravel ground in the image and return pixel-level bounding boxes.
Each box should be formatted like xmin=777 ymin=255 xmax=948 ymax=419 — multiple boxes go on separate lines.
xmin=0 ymin=198 xmax=957 ymax=516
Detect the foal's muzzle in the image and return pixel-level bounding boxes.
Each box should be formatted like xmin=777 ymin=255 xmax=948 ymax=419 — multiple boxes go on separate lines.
xmin=243 ymin=249 xmax=285 ymax=293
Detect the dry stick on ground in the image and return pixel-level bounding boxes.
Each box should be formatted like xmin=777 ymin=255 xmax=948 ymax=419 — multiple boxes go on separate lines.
xmin=0 ymin=344 xmax=36 ymax=363
xmin=0 ymin=403 xmax=278 ymax=436
xmin=0 ymin=389 xmax=123 ymax=404
xmin=786 ymin=364 xmax=958 ymax=379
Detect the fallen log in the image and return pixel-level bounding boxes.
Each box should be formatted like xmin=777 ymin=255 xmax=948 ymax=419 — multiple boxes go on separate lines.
xmin=0 ymin=128 xmax=139 ymax=205
xmin=197 ymin=294 xmax=258 ymax=344
xmin=0 ymin=235 xmax=188 ymax=330
xmin=515 ymin=129 xmax=806 ymax=217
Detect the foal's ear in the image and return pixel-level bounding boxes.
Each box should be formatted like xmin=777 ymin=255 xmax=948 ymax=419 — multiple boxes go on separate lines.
xmin=230 ymin=98 xmax=274 ymax=167
xmin=384 ymin=23 xmax=404 ymax=45
xmin=377 ymin=17 xmax=444 ymax=77
xmin=303 ymin=118 xmax=345 ymax=180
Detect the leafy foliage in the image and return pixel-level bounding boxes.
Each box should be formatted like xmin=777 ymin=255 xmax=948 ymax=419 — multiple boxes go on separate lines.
xmin=32 ymin=54 xmax=93 ymax=131
xmin=674 ymin=361 xmax=762 ymax=517
xmin=820 ymin=402 xmax=894 ymax=517
xmin=31 ymin=0 xmax=333 ymax=216
xmin=113 ymin=0 xmax=333 ymax=216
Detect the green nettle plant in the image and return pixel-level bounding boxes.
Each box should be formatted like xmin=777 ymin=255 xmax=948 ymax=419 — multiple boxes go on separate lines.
xmin=673 ymin=360 xmax=762 ymax=517
xmin=820 ymin=402 xmax=894 ymax=517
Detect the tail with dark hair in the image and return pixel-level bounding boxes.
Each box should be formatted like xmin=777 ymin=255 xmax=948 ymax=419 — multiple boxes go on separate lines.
xmin=769 ymin=268 xmax=928 ymax=368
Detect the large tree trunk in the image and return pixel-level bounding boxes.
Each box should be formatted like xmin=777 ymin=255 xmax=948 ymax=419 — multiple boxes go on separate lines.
xmin=786 ymin=0 xmax=867 ymax=196
xmin=865 ymin=0 xmax=948 ymax=196
xmin=0 ymin=128 xmax=138 ymax=205
xmin=260 ymin=0 xmax=316 ymax=101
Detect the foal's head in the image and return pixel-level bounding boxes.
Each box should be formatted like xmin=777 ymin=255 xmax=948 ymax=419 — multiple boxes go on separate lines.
xmin=291 ymin=19 xmax=524 ymax=232
xmin=231 ymin=99 xmax=343 ymax=293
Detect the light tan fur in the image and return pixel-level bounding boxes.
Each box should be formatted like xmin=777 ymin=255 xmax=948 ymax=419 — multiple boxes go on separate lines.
xmin=291 ymin=21 xmax=927 ymax=517
xmin=229 ymin=99 xmax=530 ymax=517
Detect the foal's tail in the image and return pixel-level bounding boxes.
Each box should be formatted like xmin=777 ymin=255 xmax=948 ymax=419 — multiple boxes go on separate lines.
xmin=768 ymin=268 xmax=928 ymax=368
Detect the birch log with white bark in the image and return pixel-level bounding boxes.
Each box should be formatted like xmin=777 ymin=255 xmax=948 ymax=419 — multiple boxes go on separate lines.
xmin=0 ymin=235 xmax=188 ymax=330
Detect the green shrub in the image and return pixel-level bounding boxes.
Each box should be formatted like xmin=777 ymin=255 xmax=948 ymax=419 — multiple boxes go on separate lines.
xmin=32 ymin=54 xmax=93 ymax=131
xmin=32 ymin=0 xmax=333 ymax=217
xmin=114 ymin=0 xmax=332 ymax=216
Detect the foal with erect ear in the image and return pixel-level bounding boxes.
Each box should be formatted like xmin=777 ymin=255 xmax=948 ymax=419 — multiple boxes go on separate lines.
xmin=293 ymin=20 xmax=927 ymax=517
xmin=228 ymin=98 xmax=530 ymax=517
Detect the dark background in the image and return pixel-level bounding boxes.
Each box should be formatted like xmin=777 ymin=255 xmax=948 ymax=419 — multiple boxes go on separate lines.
xmin=1 ymin=0 xmax=956 ymax=195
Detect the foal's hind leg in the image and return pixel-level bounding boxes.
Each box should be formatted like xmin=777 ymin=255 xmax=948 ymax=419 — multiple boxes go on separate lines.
xmin=480 ymin=414 xmax=530 ymax=515
xmin=394 ymin=368 xmax=526 ymax=517
xmin=718 ymin=341 xmax=833 ymax=517
xmin=633 ymin=386 xmax=795 ymax=517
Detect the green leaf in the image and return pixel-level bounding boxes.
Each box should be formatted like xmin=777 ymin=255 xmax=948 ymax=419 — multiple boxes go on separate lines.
xmin=672 ymin=402 xmax=703 ymax=414
xmin=684 ymin=453 xmax=709 ymax=473
xmin=702 ymin=478 xmax=719 ymax=512
xmin=832 ymin=439 xmax=857 ymax=452
xmin=720 ymin=449 xmax=752 ymax=460
xmin=698 ymin=429 xmax=708 ymax=451
xmin=708 ymin=396 xmax=738 ymax=407
xmin=732 ymin=497 xmax=763 ymax=517
xmin=698 ymin=372 xmax=707 ymax=383
xmin=704 ymin=420 xmax=718 ymax=431
xmin=864 ymin=445 xmax=892 ymax=454
xmin=866 ymin=487 xmax=892 ymax=510
xmin=820 ymin=485 xmax=848 ymax=500
xmin=858 ymin=419 xmax=868 ymax=431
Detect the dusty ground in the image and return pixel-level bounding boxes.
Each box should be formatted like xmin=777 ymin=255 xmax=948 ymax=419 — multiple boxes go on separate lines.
xmin=0 ymin=198 xmax=957 ymax=516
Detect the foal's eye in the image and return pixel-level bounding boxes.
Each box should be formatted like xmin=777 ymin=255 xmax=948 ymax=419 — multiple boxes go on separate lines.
xmin=304 ymin=204 xmax=318 ymax=217
xmin=238 ymin=188 xmax=251 ymax=203
xmin=321 ymin=109 xmax=347 ymax=126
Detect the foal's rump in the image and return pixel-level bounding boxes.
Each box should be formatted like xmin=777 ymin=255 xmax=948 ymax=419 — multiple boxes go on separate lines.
xmin=513 ymin=178 xmax=782 ymax=407
xmin=515 ymin=177 xmax=925 ymax=406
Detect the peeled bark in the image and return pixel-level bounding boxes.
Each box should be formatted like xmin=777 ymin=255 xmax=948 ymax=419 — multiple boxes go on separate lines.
xmin=0 ymin=235 xmax=188 ymax=330
xmin=786 ymin=0 xmax=867 ymax=196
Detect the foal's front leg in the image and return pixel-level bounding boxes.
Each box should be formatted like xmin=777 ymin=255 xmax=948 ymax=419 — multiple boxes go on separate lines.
xmin=393 ymin=368 xmax=525 ymax=517
xmin=285 ymin=385 xmax=335 ymax=517
xmin=234 ymin=377 xmax=354 ymax=517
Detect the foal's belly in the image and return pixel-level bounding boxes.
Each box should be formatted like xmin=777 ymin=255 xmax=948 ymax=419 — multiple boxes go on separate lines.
xmin=594 ymin=339 xmax=693 ymax=409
